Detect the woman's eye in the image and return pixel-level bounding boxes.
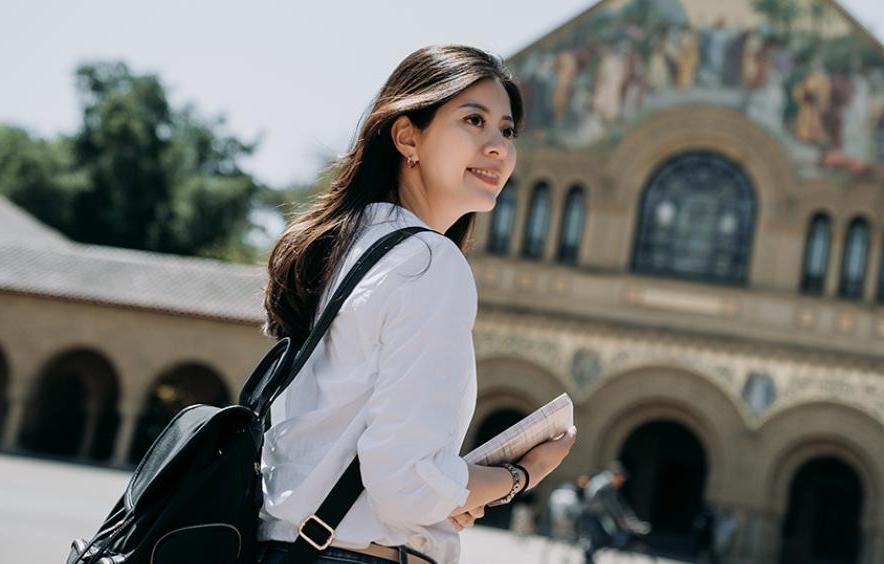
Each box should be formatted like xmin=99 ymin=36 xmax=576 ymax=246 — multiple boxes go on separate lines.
xmin=466 ymin=114 xmax=517 ymax=139
xmin=465 ymin=114 xmax=484 ymax=127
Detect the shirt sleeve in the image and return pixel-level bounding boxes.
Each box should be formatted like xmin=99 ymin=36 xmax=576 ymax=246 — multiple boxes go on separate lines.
xmin=356 ymin=237 xmax=477 ymax=527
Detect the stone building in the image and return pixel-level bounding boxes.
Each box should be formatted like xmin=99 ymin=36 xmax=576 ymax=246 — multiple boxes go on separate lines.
xmin=2 ymin=0 xmax=884 ymax=562
xmin=0 ymin=197 xmax=272 ymax=468
xmin=463 ymin=1 xmax=884 ymax=562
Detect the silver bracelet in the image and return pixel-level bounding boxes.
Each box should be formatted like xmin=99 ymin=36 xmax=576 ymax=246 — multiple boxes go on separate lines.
xmin=489 ymin=462 xmax=521 ymax=506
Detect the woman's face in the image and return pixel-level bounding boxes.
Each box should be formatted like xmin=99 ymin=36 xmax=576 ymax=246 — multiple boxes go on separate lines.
xmin=403 ymin=77 xmax=518 ymax=228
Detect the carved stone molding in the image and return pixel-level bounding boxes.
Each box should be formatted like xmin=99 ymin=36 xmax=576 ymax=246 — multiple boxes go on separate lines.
xmin=474 ymin=309 xmax=884 ymax=427
xmin=473 ymin=327 xmax=564 ymax=377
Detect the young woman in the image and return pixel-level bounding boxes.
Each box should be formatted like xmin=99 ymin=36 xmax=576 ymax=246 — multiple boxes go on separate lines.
xmin=258 ymin=45 xmax=577 ymax=564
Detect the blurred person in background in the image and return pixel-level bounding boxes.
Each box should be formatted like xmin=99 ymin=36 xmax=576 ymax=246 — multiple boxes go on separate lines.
xmin=542 ymin=475 xmax=588 ymax=564
xmin=580 ymin=461 xmax=650 ymax=563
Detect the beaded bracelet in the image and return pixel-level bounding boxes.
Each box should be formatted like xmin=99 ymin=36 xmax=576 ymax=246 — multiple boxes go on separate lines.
xmin=512 ymin=462 xmax=531 ymax=493
xmin=489 ymin=462 xmax=521 ymax=506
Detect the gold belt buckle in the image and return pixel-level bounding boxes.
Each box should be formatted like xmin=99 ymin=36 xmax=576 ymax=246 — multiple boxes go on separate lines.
xmin=298 ymin=514 xmax=335 ymax=550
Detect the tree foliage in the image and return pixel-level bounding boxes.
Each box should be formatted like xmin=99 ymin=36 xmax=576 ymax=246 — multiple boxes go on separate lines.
xmin=1 ymin=61 xmax=264 ymax=262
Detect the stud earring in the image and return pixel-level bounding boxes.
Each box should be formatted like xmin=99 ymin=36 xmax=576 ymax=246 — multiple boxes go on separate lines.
xmin=407 ymin=156 xmax=418 ymax=169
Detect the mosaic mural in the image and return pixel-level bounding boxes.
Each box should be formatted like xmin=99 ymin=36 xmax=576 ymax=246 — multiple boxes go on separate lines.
xmin=509 ymin=0 xmax=884 ymax=179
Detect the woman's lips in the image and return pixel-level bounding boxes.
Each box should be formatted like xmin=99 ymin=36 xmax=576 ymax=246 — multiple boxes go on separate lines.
xmin=467 ymin=168 xmax=499 ymax=187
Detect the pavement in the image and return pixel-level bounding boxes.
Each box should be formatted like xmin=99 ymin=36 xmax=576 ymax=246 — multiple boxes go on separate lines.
xmin=0 ymin=453 xmax=679 ymax=563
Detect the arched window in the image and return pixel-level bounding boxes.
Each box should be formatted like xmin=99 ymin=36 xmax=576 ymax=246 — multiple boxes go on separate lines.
xmin=521 ymin=181 xmax=551 ymax=260
xmin=800 ymin=213 xmax=831 ymax=295
xmin=839 ymin=217 xmax=870 ymax=300
xmin=631 ymin=152 xmax=756 ymax=284
xmin=487 ymin=178 xmax=517 ymax=255
xmin=556 ymin=185 xmax=586 ymax=265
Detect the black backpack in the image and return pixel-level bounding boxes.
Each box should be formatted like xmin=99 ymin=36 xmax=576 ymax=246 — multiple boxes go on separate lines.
xmin=67 ymin=226 xmax=433 ymax=564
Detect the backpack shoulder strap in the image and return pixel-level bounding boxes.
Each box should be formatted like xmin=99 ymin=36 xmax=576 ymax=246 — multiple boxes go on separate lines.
xmin=282 ymin=457 xmax=364 ymax=562
xmin=257 ymin=225 xmax=436 ymax=418
xmin=239 ymin=225 xmax=436 ymax=416
xmin=255 ymin=224 xmax=438 ymax=563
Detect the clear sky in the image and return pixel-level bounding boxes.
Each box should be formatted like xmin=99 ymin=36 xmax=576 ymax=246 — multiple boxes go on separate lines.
xmin=2 ymin=0 xmax=884 ymax=188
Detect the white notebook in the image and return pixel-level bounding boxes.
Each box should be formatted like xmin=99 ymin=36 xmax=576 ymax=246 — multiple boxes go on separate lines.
xmin=464 ymin=393 xmax=574 ymax=466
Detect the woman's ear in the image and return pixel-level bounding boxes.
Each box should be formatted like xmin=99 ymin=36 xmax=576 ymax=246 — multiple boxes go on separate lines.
xmin=390 ymin=115 xmax=419 ymax=161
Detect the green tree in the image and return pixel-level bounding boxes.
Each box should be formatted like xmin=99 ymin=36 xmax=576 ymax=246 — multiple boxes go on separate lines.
xmin=151 ymin=104 xmax=261 ymax=258
xmin=1 ymin=61 xmax=264 ymax=262
xmin=70 ymin=62 xmax=176 ymax=250
xmin=71 ymin=61 xmax=262 ymax=258
xmin=0 ymin=126 xmax=88 ymax=232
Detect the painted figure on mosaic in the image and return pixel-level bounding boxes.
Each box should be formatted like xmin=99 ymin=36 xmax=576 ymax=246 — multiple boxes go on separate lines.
xmin=792 ymin=54 xmax=831 ymax=144
xmin=508 ymin=0 xmax=884 ymax=180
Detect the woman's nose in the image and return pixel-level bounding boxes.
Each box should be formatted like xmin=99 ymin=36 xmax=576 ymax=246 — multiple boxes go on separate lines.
xmin=484 ymin=132 xmax=508 ymax=159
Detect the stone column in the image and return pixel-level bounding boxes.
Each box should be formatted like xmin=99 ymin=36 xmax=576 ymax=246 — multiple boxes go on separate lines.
xmin=725 ymin=505 xmax=780 ymax=564
xmin=825 ymin=220 xmax=845 ymax=297
xmin=862 ymin=524 xmax=884 ymax=564
xmin=1 ymin=397 xmax=26 ymax=450
xmin=509 ymin=180 xmax=533 ymax=258
xmin=112 ymin=402 xmax=140 ymax=468
xmin=543 ymin=185 xmax=565 ymax=263
xmin=1 ymin=380 xmax=30 ymax=451
xmin=863 ymin=233 xmax=881 ymax=304
xmin=76 ymin=399 xmax=101 ymax=460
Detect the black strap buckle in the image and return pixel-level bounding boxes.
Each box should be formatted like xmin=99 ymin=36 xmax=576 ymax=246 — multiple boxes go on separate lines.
xmin=298 ymin=514 xmax=335 ymax=550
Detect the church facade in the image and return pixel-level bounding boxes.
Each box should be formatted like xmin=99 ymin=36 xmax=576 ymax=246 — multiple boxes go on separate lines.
xmin=1 ymin=0 xmax=884 ymax=562
xmin=466 ymin=0 xmax=884 ymax=562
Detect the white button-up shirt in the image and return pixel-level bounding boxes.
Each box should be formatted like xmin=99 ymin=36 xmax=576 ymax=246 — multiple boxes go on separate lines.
xmin=258 ymin=202 xmax=478 ymax=563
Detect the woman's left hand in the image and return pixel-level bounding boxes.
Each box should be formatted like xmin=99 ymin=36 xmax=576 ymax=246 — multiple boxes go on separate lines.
xmin=448 ymin=506 xmax=485 ymax=532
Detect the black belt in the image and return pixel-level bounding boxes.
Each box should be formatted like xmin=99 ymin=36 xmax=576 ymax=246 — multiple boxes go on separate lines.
xmin=260 ymin=540 xmax=437 ymax=564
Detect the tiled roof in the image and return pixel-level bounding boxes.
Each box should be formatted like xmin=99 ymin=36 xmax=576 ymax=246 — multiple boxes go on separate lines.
xmin=0 ymin=198 xmax=69 ymax=247
xmin=0 ymin=198 xmax=266 ymax=323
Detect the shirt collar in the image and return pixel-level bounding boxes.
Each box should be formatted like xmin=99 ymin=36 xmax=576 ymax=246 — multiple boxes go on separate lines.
xmin=362 ymin=201 xmax=436 ymax=232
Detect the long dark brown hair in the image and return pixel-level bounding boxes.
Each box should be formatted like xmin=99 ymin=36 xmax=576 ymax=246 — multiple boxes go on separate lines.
xmin=263 ymin=45 xmax=523 ymax=342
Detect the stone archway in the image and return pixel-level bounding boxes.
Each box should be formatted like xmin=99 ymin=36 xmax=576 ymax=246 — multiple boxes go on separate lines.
xmin=475 ymin=356 xmax=567 ymax=408
xmin=757 ymin=402 xmax=884 ymax=564
xmin=18 ymin=348 xmax=119 ymax=461
xmin=128 ymin=362 xmax=231 ymax=464
xmin=780 ymin=456 xmax=862 ymax=564
xmin=618 ymin=420 xmax=708 ymax=556
xmin=586 ymin=365 xmax=743 ymax=505
xmin=578 ymin=364 xmax=746 ymax=560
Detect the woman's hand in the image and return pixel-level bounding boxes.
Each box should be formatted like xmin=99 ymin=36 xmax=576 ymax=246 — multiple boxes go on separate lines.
xmin=516 ymin=426 xmax=577 ymax=489
xmin=448 ymin=505 xmax=485 ymax=532
xmin=450 ymin=428 xmax=577 ymax=519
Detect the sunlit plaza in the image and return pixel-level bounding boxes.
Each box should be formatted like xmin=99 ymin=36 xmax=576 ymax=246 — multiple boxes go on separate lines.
xmin=1 ymin=454 xmax=680 ymax=563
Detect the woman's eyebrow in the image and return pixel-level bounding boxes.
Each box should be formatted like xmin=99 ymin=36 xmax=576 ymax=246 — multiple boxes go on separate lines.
xmin=457 ymin=101 xmax=514 ymax=123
